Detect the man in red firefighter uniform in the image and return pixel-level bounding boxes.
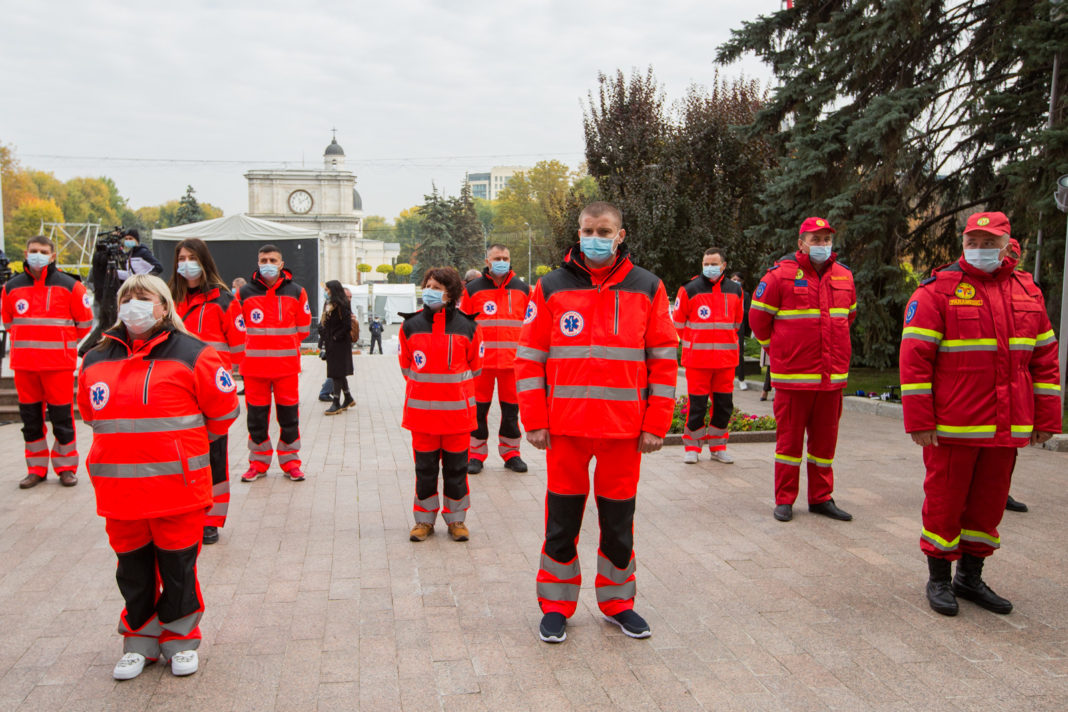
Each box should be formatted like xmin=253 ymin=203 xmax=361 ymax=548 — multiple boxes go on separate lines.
xmin=673 ymin=247 xmax=744 ymax=464
xmin=516 ymin=201 xmax=678 ymax=644
xmin=462 ymin=244 xmax=530 ymax=474
xmin=235 ymin=244 xmax=311 ymax=482
xmin=749 ymin=217 xmax=857 ymax=523
xmin=900 ymin=211 xmax=1060 ymax=616
xmin=2 ymin=235 xmax=93 ymax=488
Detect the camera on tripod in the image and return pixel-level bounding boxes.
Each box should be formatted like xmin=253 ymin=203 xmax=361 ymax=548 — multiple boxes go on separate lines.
xmin=96 ymin=226 xmax=130 ymax=270
xmin=0 ymin=250 xmax=12 ymax=287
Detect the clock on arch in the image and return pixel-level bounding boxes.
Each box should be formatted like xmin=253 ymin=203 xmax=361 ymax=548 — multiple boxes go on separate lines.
xmin=288 ymin=189 xmax=313 ymax=214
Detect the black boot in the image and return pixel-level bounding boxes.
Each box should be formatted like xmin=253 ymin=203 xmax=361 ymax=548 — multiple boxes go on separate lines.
xmin=926 ymin=556 xmax=958 ymax=616
xmin=953 ymin=553 xmax=1012 ymax=614
xmin=325 ymin=398 xmax=344 ymax=416
xmin=341 ymin=390 xmax=355 ymax=409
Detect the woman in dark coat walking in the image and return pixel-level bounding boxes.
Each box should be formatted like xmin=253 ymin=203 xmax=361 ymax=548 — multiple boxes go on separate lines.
xmin=321 ymin=280 xmax=355 ymax=415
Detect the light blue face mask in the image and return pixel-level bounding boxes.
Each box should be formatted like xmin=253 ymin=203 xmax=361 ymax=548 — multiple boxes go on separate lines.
xmin=422 ymin=288 xmax=444 ymax=308
xmin=26 ymin=253 xmax=51 ymax=270
xmin=580 ymin=236 xmax=616 ymax=264
xmin=259 ymin=263 xmax=280 ymax=279
xmin=177 ymin=261 xmax=203 ymax=279
xmin=808 ymin=244 xmax=832 ymax=263
xmin=490 ymin=260 xmax=510 ymax=276
xmin=964 ymin=248 xmax=1002 ymax=273
xmin=124 ymin=239 xmax=137 ymax=250
xmin=703 ymin=265 xmax=722 ymax=280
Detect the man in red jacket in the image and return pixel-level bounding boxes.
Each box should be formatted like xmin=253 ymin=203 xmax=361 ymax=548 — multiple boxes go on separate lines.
xmin=235 ymin=245 xmax=311 ymax=482
xmin=516 ymin=201 xmax=678 ymax=644
xmin=673 ymin=247 xmax=744 ymax=464
xmin=900 ymin=211 xmax=1060 ymax=617
xmin=2 ymin=235 xmax=93 ymax=488
xmin=749 ymin=217 xmax=856 ymax=523
xmin=462 ymin=244 xmax=530 ymax=474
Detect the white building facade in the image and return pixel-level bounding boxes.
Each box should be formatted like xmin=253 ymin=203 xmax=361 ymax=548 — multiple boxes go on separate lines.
xmin=465 ymin=165 xmax=530 ymax=201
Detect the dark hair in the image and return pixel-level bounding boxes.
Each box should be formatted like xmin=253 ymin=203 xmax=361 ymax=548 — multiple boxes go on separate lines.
xmin=578 ymin=201 xmax=623 ymax=229
xmin=730 ymin=271 xmax=744 ymax=281
xmin=258 ymin=244 xmax=282 ymax=256
xmin=124 ymin=228 xmax=141 ymax=242
xmin=487 ymin=243 xmax=509 ymax=255
xmin=169 ymin=238 xmax=229 ymax=303
xmin=422 ymin=266 xmax=464 ymax=305
xmin=321 ymin=280 xmax=350 ymax=324
xmin=26 ymin=235 xmax=55 ymax=252
xmin=704 ymin=247 xmax=726 ymax=260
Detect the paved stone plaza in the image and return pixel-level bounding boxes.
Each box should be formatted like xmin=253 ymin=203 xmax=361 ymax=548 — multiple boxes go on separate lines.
xmin=1 ymin=355 xmax=1066 ymax=711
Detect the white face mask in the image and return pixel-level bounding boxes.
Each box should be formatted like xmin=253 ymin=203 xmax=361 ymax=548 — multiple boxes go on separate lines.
xmin=118 ymin=299 xmax=160 ymax=334
xmin=963 ymin=248 xmax=1002 ymax=273
xmin=177 ymin=260 xmax=203 ymax=279
xmin=808 ymin=244 xmax=832 ymax=263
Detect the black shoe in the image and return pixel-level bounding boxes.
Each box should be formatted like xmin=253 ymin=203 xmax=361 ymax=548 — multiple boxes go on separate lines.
xmin=539 ymin=612 xmax=567 ymax=643
xmin=325 ymin=400 xmax=344 ymax=415
xmin=1005 ymin=495 xmax=1028 ymax=513
xmin=318 ymin=394 xmax=333 ymax=403
xmin=953 ymin=554 xmax=1012 ymax=614
xmin=605 ymin=609 xmax=651 ymax=639
xmin=926 ymin=556 xmax=958 ymax=616
xmin=504 ymin=456 xmax=528 ymax=473
xmin=341 ymin=392 xmax=355 ymax=409
xmin=808 ymin=499 xmax=853 ymax=521
xmin=467 ymin=459 xmax=483 ymax=475
xmin=202 ymin=526 xmax=219 ymax=545
xmin=774 ymin=504 xmax=793 ymax=522
xmin=237 ymin=388 xmax=245 ymax=396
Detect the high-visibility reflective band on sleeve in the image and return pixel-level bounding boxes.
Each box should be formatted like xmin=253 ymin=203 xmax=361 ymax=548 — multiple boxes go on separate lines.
xmin=648 ymin=383 xmax=675 ymax=399
xmin=685 ymin=321 xmax=737 ymax=331
xmin=646 ymin=346 xmax=677 ymax=360
xmin=208 ymin=405 xmax=241 ymax=423
xmin=902 ymin=327 xmax=942 ymax=343
xmin=205 ymin=340 xmax=230 ymax=351
xmin=682 ymin=341 xmax=737 ymax=351
xmin=1008 ymin=337 xmax=1036 ymax=351
xmin=516 ymin=376 xmax=546 ymax=392
xmin=775 ymin=309 xmax=821 ymax=320
xmin=1035 ymin=330 xmax=1056 ymax=347
xmin=960 ymin=528 xmax=1000 ymax=548
xmin=1034 ymin=382 xmax=1062 ymax=395
xmin=76 ymin=320 xmax=93 ymax=329
xmin=922 ymin=528 xmax=960 ymax=552
xmin=516 ymin=346 xmax=548 ymax=363
xmin=750 ymin=300 xmax=779 ymax=314
xmin=829 ymin=373 xmax=848 ymax=384
xmin=901 ymin=382 xmax=932 ymax=396
xmin=230 ymin=344 xmax=245 ymax=353
xmin=770 ymin=372 xmax=821 ymax=384
xmin=935 ymin=424 xmax=996 ymax=438
xmin=938 ymin=339 xmax=997 ymax=352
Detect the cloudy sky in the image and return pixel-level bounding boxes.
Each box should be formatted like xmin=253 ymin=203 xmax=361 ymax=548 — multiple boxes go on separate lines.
xmin=1 ymin=0 xmax=775 ymax=223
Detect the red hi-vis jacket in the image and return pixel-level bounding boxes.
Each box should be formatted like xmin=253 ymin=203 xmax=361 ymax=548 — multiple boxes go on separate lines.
xmin=749 ymin=251 xmax=857 ymax=390
xmin=673 ymin=274 xmax=744 ymax=369
xmin=175 ymin=285 xmax=246 ymax=370
xmin=1 ymin=264 xmax=93 ymax=371
xmin=900 ymin=256 xmax=1062 ymax=446
xmin=461 ymin=268 xmax=530 ymax=370
xmin=398 ymin=304 xmax=482 ymax=434
xmin=234 ymin=269 xmax=311 ymax=378
xmin=78 ymin=326 xmax=240 ymax=519
xmin=515 ymin=244 xmax=679 ymax=439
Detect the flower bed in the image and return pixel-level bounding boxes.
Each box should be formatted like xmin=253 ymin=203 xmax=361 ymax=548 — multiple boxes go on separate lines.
xmin=668 ymin=397 xmax=775 ymax=434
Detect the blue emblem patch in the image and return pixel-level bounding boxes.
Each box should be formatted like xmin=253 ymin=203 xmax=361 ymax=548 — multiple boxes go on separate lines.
xmin=905 ymin=300 xmax=918 ymax=324
xmin=794 ymin=279 xmax=808 ymax=287
xmin=215 ymin=367 xmax=236 ymax=393
xmin=755 ymin=281 xmax=767 ymax=298
xmin=559 ymin=311 xmax=584 ymax=337
xmin=89 ymin=382 xmax=110 ymax=410
xmin=524 ymin=302 xmax=537 ymax=324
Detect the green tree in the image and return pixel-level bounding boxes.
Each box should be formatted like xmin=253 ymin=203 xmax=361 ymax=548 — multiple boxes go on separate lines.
xmin=394 ymin=206 xmax=423 ymax=263
xmin=175 ymin=185 xmax=205 ymax=225
xmin=449 ymin=181 xmax=486 ymax=273
xmin=7 ymin=198 xmax=64 ymax=253
xmin=413 ymin=187 xmax=454 ymax=282
xmin=395 ymin=263 xmax=413 ymax=282
xmin=363 ymin=215 xmax=394 ymax=242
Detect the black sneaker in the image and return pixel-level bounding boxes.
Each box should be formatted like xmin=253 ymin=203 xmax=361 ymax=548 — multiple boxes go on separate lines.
xmin=605 ymin=609 xmax=651 ymax=638
xmin=504 ymin=457 xmax=528 ymax=473
xmin=539 ymin=612 xmax=567 ymax=643
xmin=202 ymin=526 xmax=219 ymax=545
xmin=467 ymin=459 xmax=483 ymax=475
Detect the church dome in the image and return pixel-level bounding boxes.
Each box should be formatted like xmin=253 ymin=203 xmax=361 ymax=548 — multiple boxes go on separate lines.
xmin=353 ymin=189 xmax=363 ymax=211
xmin=325 ymin=137 xmax=345 ymax=157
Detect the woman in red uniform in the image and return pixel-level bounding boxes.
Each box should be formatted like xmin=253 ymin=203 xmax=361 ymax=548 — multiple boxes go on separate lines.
xmin=399 ymin=267 xmax=483 ymax=542
xmin=168 ymin=238 xmax=245 ymax=545
xmin=79 ymin=274 xmax=239 ymax=680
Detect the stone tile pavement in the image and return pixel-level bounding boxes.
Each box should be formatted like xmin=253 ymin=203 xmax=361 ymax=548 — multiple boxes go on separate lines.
xmin=1 ymin=355 xmax=1067 ymax=711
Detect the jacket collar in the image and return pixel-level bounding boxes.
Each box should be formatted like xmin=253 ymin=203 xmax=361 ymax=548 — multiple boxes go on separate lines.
xmin=563 ymin=242 xmax=632 ymax=284
xmin=250 ymin=268 xmax=293 ymax=291
xmin=102 ymin=323 xmax=175 ymax=355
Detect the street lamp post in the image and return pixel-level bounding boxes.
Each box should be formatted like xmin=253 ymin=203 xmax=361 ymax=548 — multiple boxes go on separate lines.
xmin=1054 ymin=174 xmax=1068 ymax=394
xmin=524 ymin=222 xmax=532 ymax=284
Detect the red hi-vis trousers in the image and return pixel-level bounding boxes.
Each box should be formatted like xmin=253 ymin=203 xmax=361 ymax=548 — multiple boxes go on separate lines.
xmin=245 ymin=375 xmax=301 ymax=474
xmin=104 ymin=509 xmax=205 ymax=662
xmin=772 ymin=388 xmax=843 ymax=505
xmin=683 ymin=367 xmax=734 ymax=453
xmin=412 ymin=432 xmax=470 ymax=524
xmin=470 ymin=368 xmax=522 ymax=463
xmin=920 ymin=444 xmax=1015 ymax=561
xmin=537 ymin=435 xmax=640 ymax=618
xmin=14 ymin=370 xmax=78 ymax=477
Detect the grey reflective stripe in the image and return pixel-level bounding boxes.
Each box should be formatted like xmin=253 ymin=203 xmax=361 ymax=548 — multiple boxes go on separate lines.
xmin=774 ymin=312 xmax=821 ymax=320
xmin=1009 ymin=343 xmax=1034 ymax=351
xmin=160 ymin=610 xmax=203 ymax=637
xmin=400 ymin=368 xmax=411 ymax=378
xmin=230 ymin=344 xmax=245 ymax=353
xmin=516 ymin=346 xmax=549 ymax=363
xmin=249 ymin=452 xmax=272 ymax=464
xmin=483 ymin=341 xmax=518 ymax=350
xmin=279 ymin=439 xmax=301 ymax=450
xmin=499 ymin=435 xmax=521 ymax=447
xmin=51 ymin=455 xmax=78 ymax=467
xmin=1036 ymin=334 xmax=1056 ymax=347
xmin=212 ymin=481 xmax=230 ymax=497
xmin=922 ymin=531 xmax=959 ymax=552
xmin=645 ymin=347 xmax=677 ymax=360
xmin=471 ymin=369 xmax=481 ymax=378
xmin=90 ymin=454 xmax=210 ymax=478
xmin=960 ymin=531 xmax=1000 ymax=549
xmin=209 ymin=405 xmax=241 ymax=423
xmin=406 ymin=370 xmax=473 ymax=383
xmin=442 ymin=495 xmax=470 ymax=523
xmin=119 ymin=615 xmax=163 ymax=636
xmin=935 ymin=430 xmax=991 ymax=439
xmin=76 ymin=320 xmax=93 ymax=329
xmin=246 ymin=326 xmax=298 ymax=335
xmin=91 ymin=414 xmax=205 ymax=434
xmin=597 ymin=554 xmax=635 ymax=584
xmin=469 ymin=439 xmax=488 ymax=455
xmin=687 ymin=342 xmax=737 ymax=351
xmin=208 ymin=502 xmax=229 ymax=517
xmin=408 ymin=398 xmax=475 ymax=410
xmin=517 ymin=376 xmax=546 ymax=392
xmin=902 ymin=332 xmax=941 ymax=344
xmin=160 ymin=637 xmax=200 ymax=661
xmin=415 ymin=494 xmax=440 ymax=510
xmin=707 ymin=425 xmax=727 ymax=436
xmin=124 ymin=635 xmax=161 ymax=659
xmin=205 ymin=340 xmax=229 ymax=350
xmin=550 ymin=345 xmax=645 ymax=361
xmin=540 ymin=552 xmax=580 ymax=580
xmin=278 ymin=452 xmax=299 ymax=465
xmin=537 ymin=581 xmax=581 ymax=602
xmin=903 ymin=387 xmax=932 ymax=395
xmin=11 ymin=317 xmax=75 ymax=326
xmin=414 ymin=494 xmax=439 ymax=523
xmin=685 ymin=321 xmax=735 ymax=330
xmin=596 ymin=579 xmax=636 ymax=602
xmin=479 ymin=319 xmax=524 ymax=327
xmin=938 ymin=344 xmax=997 ymax=352
xmin=553 ymin=385 xmax=647 ymax=401
xmin=12 ymin=340 xmax=78 ymax=349
xmin=683 ymin=425 xmax=706 ymax=440
xmin=648 ymin=383 xmax=675 ymax=399
xmin=53 ymin=440 xmax=77 ymax=455
xmin=25 ymin=440 xmax=48 ymax=453
xmin=26 ymin=456 xmax=50 ymax=467
xmin=245 ymin=349 xmax=296 ymax=358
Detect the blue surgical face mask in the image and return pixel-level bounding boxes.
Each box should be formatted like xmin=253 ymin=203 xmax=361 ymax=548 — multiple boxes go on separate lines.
xmin=808 ymin=244 xmax=832 ymax=263
xmin=422 ymin=288 xmax=444 ymax=308
xmin=490 ymin=260 xmax=510 ymax=276
xmin=702 ymin=265 xmax=722 ymax=280
xmin=26 ymin=253 xmax=51 ymax=270
xmin=124 ymin=239 xmax=137 ymax=250
xmin=259 ymin=263 xmax=280 ymax=279
xmin=580 ymin=236 xmax=616 ymax=264
xmin=177 ymin=261 xmax=202 ymax=279
xmin=964 ymin=248 xmax=1002 ymax=273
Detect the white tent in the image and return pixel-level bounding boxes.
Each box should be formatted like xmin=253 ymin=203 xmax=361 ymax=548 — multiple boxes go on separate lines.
xmin=369 ymin=284 xmax=417 ymax=324
xmin=152 ymin=213 xmax=319 ymax=242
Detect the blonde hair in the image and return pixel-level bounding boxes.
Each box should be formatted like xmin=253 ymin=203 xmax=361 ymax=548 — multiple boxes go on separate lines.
xmin=112 ymin=274 xmax=192 ymax=337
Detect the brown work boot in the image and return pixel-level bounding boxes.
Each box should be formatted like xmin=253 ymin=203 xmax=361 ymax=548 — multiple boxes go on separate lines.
xmin=58 ymin=471 xmax=78 ymax=487
xmin=448 ymin=522 xmax=470 ymax=542
xmin=409 ymin=522 xmax=434 ymax=542
xmin=19 ymin=474 xmax=45 ymax=489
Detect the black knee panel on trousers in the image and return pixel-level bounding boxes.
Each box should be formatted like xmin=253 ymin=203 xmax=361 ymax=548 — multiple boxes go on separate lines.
xmin=414 ymin=449 xmax=441 ymax=499
xmin=116 ymin=543 xmax=158 ymax=630
xmin=441 ymin=450 xmax=469 ymax=500
xmin=19 ymin=403 xmax=45 ymax=442
xmin=596 ymin=496 xmax=636 ymax=569
xmin=710 ymin=392 xmax=734 ymax=429
xmin=208 ymin=436 xmax=228 ymax=485
xmin=46 ymin=403 xmax=75 ymax=444
xmin=246 ymin=404 xmax=270 ymax=443
xmin=473 ymin=401 xmax=491 ymax=439
xmin=499 ymin=401 xmax=521 ymax=439
xmin=544 ymin=492 xmax=588 ymax=563
xmin=686 ymin=395 xmax=709 ymax=431
xmin=154 ymin=543 xmax=202 ymax=623
xmin=276 ymin=404 xmax=299 ymax=444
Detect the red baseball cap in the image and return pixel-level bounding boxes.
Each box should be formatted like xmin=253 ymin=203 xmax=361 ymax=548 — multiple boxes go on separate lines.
xmin=963 ymin=211 xmax=1010 ymax=236
xmin=798 ymin=217 xmax=835 ymax=235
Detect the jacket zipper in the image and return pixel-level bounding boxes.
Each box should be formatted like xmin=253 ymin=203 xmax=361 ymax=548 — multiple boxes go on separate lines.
xmin=142 ymin=362 xmax=154 ymax=405
xmin=613 ymin=291 xmax=620 ymax=335
xmin=447 ymin=333 xmax=453 ymax=366
xmin=45 ymin=286 xmax=52 ymax=311
xmin=197 ymin=304 xmax=206 ymax=332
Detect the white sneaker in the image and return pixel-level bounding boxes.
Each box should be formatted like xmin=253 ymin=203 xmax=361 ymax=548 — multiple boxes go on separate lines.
xmin=113 ymin=652 xmax=147 ymax=680
xmin=738 ymin=381 xmax=749 ymax=390
xmin=171 ymin=650 xmax=199 ymax=676
xmin=683 ymin=450 xmax=699 ymax=464
xmin=710 ymin=450 xmax=735 ymax=464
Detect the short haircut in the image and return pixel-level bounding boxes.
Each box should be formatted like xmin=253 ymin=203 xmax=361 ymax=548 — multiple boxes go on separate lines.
xmin=464 ymin=269 xmax=481 ymax=284
xmin=704 ymin=247 xmax=726 ymax=260
xmin=124 ymin=228 xmax=141 ymax=242
xmin=578 ymin=201 xmax=623 ymax=229
xmin=26 ymin=235 xmax=55 ymax=252
xmin=258 ymin=244 xmax=282 ymax=256
xmin=487 ymin=243 xmax=509 ymax=255
xmin=422 ymin=266 xmax=464 ymax=304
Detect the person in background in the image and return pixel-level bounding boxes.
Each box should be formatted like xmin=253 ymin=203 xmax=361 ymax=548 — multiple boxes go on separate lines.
xmin=320 ymin=280 xmax=355 ymax=415
xmin=169 ymin=238 xmax=245 ymax=545
xmin=230 ymin=278 xmax=248 ymax=395
xmin=731 ymin=272 xmax=751 ymax=391
xmin=463 ymin=269 xmax=481 ymax=285
xmin=116 ymin=229 xmax=163 ymax=280
xmin=78 ymin=274 xmax=238 ymax=680
xmin=368 ymin=315 xmax=384 ymax=354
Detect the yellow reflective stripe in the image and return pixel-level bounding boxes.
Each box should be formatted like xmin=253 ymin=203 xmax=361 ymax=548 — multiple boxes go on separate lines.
xmin=829 ymin=373 xmax=849 ymax=383
xmin=1034 ymin=382 xmax=1062 ymax=393
xmin=849 ymin=302 xmax=857 ymax=311
xmin=1009 ymin=337 xmax=1036 ymax=347
xmin=935 ymin=424 xmax=996 ymax=434
xmin=775 ymin=453 xmax=802 ymax=464
xmin=777 ymin=309 xmax=821 ymax=316
xmin=751 ymin=300 xmax=779 ymax=314
xmin=922 ymin=529 xmax=960 ymax=551
xmin=807 ymin=453 xmax=833 ymax=466
xmin=828 ymin=308 xmax=850 ymax=316
xmin=902 ymin=326 xmax=943 ymax=342
xmin=1010 ymin=424 xmax=1033 ymax=434
xmin=960 ymin=528 xmax=1000 ymax=547
xmin=900 ymin=382 xmax=932 ymax=392
xmin=756 ymin=337 xmax=770 ymax=346
xmin=940 ymin=338 xmax=997 ymax=347
xmin=770 ymin=372 xmax=822 ymax=380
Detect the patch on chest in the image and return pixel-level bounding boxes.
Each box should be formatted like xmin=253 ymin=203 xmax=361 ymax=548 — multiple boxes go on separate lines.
xmin=954 ymin=282 xmax=976 ymax=300
xmin=89 ymin=382 xmax=110 ymax=410
xmin=412 ymin=350 xmax=427 ymax=370
xmin=559 ymin=311 xmax=584 ymax=337
xmin=697 ymin=305 xmax=712 ymax=320
xmin=15 ymin=299 xmax=29 ymax=315
xmin=482 ymin=301 xmax=498 ymax=315
xmin=249 ymin=308 xmax=264 ymax=324
xmin=795 ymin=269 xmax=804 ymax=280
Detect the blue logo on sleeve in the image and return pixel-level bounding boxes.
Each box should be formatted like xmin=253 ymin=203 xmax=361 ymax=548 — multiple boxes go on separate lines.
xmin=755 ymin=281 xmax=767 ymax=298
xmin=905 ymin=301 xmax=918 ymax=324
